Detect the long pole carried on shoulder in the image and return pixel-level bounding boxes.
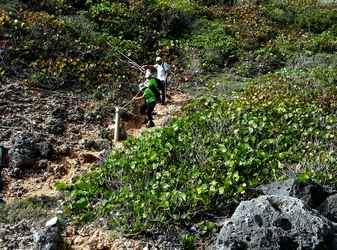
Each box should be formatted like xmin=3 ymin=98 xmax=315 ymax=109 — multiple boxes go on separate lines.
xmin=107 ymin=42 xmax=145 ymax=73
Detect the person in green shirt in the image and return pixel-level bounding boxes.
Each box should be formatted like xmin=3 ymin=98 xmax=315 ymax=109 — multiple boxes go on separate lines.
xmin=146 ymin=77 xmax=161 ymax=102
xmin=133 ymin=75 xmax=158 ymax=128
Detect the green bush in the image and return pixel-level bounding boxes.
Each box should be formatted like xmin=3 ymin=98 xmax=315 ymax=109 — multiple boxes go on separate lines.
xmin=182 ymin=19 xmax=238 ymax=71
xmin=157 ymin=0 xmax=197 ymax=11
xmin=295 ymin=7 xmax=337 ymax=33
xmin=263 ymin=3 xmax=337 ymax=34
xmin=60 ymin=15 xmax=99 ymax=43
xmin=65 ymin=71 xmax=337 ymax=234
xmin=310 ymin=65 xmax=337 ymax=85
xmin=310 ymin=31 xmax=337 ymax=53
xmin=0 ymin=0 xmax=21 ymax=12
xmin=20 ymin=0 xmax=70 ymax=14
xmin=88 ymin=1 xmax=130 ymax=34
xmin=263 ymin=3 xmax=296 ymax=26
xmin=234 ymin=47 xmax=285 ymax=77
xmin=180 ymin=233 xmax=197 ymax=250
xmin=272 ymin=32 xmax=309 ymax=58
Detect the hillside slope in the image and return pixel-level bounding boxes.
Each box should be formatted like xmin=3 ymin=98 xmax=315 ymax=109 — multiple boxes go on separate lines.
xmin=1 ymin=0 xmax=337 ymax=249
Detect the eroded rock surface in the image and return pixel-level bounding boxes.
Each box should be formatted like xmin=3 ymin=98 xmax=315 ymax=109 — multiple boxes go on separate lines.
xmin=216 ymin=195 xmax=337 ymax=250
xmin=257 ymin=178 xmax=331 ymax=208
xmin=0 ymin=81 xmax=123 ymax=198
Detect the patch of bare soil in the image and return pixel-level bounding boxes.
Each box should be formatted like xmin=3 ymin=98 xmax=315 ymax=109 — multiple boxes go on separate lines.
xmin=0 ymin=79 xmax=190 ymax=249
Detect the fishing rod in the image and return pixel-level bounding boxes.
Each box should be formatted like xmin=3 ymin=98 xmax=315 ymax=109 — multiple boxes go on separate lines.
xmin=107 ymin=42 xmax=145 ymax=73
xmin=118 ymin=51 xmax=145 ymax=73
xmin=118 ymin=58 xmax=144 ymax=72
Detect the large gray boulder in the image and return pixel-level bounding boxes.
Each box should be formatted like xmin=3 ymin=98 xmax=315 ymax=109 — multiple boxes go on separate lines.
xmin=33 ymin=217 xmax=62 ymax=250
xmin=215 ymin=195 xmax=337 ymax=250
xmin=9 ymin=132 xmax=39 ymax=170
xmin=8 ymin=132 xmax=53 ymax=177
xmin=257 ymin=179 xmax=331 ymax=209
xmin=319 ymin=194 xmax=337 ymax=223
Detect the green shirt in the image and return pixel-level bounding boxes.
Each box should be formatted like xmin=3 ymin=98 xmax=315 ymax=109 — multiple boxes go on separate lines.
xmin=147 ymin=78 xmax=158 ymax=89
xmin=143 ymin=87 xmax=156 ymax=103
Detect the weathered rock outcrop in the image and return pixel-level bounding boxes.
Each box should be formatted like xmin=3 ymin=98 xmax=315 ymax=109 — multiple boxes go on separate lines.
xmin=215 ymin=195 xmax=337 ymax=250
xmin=216 ymin=179 xmax=337 ymax=250
xmin=319 ymin=194 xmax=337 ymax=223
xmin=257 ymin=178 xmax=332 ymax=208
xmin=8 ymin=132 xmax=53 ymax=177
xmin=0 ymin=81 xmax=130 ymax=198
xmin=33 ymin=217 xmax=62 ymax=250
xmin=0 ymin=216 xmax=63 ymax=250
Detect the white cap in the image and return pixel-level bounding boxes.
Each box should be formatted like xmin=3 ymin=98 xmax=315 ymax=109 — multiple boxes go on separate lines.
xmin=155 ymin=57 xmax=161 ymax=62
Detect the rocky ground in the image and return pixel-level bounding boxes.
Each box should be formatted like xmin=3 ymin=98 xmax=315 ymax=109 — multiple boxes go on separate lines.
xmin=0 ymin=78 xmax=190 ymax=249
xmin=214 ymin=179 xmax=337 ymax=250
xmin=0 ymin=79 xmax=118 ymax=198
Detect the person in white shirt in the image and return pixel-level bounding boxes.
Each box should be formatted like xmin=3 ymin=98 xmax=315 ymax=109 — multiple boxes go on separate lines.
xmin=143 ymin=57 xmax=170 ymax=105
xmin=154 ymin=57 xmax=170 ymax=104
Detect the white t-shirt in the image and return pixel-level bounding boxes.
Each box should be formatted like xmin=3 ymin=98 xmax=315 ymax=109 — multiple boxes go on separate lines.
xmin=155 ymin=63 xmax=169 ymax=81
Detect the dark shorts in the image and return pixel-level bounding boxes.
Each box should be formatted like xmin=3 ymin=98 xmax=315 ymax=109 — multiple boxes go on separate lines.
xmin=140 ymin=101 xmax=156 ymax=121
xmin=160 ymin=80 xmax=166 ymax=104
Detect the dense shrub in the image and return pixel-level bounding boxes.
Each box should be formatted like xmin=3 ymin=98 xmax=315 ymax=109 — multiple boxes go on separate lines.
xmin=234 ymin=47 xmax=285 ymax=77
xmin=310 ymin=31 xmax=337 ymax=53
xmin=88 ymin=1 xmax=131 ymax=35
xmin=308 ymin=65 xmax=337 ymax=85
xmin=60 ymin=15 xmax=99 ymax=43
xmin=86 ymin=0 xmax=198 ymax=54
xmin=221 ymin=6 xmax=277 ymax=51
xmin=21 ymin=0 xmax=65 ymax=13
xmin=0 ymin=0 xmax=200 ymax=88
xmin=262 ymin=3 xmax=296 ymax=25
xmin=181 ymin=19 xmax=238 ymax=71
xmin=295 ymin=7 xmax=337 ymax=33
xmin=65 ymin=69 xmax=337 ymax=234
xmin=263 ymin=3 xmax=337 ymax=34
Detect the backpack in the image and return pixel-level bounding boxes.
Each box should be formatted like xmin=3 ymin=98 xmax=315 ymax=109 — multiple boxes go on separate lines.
xmin=0 ymin=145 xmax=9 ymax=168
xmin=162 ymin=63 xmax=171 ymax=74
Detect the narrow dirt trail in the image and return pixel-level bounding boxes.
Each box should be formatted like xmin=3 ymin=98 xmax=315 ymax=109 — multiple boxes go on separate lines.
xmin=124 ymin=88 xmax=190 ymax=138
xmin=58 ymin=88 xmax=192 ymax=250
xmin=63 ymin=88 xmax=192 ymax=250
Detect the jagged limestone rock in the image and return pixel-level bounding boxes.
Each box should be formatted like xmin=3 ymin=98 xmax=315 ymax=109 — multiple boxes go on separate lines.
xmin=257 ymin=179 xmax=331 ymax=209
xmin=8 ymin=132 xmax=52 ymax=177
xmin=215 ymin=195 xmax=337 ymax=250
xmin=319 ymin=194 xmax=337 ymax=223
